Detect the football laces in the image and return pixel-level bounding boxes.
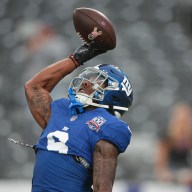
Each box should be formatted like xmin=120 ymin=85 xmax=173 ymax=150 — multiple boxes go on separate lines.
xmin=77 ymin=32 xmax=89 ymax=44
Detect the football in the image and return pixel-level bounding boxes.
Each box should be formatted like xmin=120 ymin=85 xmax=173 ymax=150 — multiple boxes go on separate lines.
xmin=73 ymin=7 xmax=116 ymax=50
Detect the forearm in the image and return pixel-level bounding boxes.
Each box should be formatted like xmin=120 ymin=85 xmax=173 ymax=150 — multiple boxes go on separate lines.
xmin=93 ymin=140 xmax=118 ymax=192
xmin=24 ymin=58 xmax=77 ymax=128
xmin=25 ymin=58 xmax=77 ymax=92
xmin=93 ymin=159 xmax=116 ymax=192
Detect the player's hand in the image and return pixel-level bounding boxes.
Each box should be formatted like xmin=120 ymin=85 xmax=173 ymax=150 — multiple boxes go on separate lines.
xmin=69 ymin=42 xmax=107 ymax=66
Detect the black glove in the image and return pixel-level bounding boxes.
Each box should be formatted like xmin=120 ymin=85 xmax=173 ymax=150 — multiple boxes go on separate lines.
xmin=69 ymin=42 xmax=107 ymax=67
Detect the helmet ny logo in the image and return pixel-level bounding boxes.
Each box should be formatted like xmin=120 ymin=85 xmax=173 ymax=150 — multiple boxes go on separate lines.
xmin=121 ymin=76 xmax=132 ymax=96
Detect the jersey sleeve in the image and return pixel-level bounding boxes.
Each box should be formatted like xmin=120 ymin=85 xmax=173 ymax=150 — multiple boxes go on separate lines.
xmin=97 ymin=122 xmax=132 ymax=153
xmin=48 ymin=98 xmax=70 ymax=122
xmin=50 ymin=98 xmax=70 ymax=111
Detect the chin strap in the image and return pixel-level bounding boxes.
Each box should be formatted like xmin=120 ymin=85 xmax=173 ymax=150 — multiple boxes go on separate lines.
xmin=86 ymin=99 xmax=128 ymax=118
xmin=86 ymin=99 xmax=129 ymax=111
xmin=68 ymin=88 xmax=83 ymax=115
xmin=69 ymin=91 xmax=129 ymax=117
xmin=76 ymin=93 xmax=128 ymax=113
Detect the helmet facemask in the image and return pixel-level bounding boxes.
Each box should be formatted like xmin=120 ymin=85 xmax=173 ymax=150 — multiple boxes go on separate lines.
xmin=69 ymin=68 xmax=110 ymax=106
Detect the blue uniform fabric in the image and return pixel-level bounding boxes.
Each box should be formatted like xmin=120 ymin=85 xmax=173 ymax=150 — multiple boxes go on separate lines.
xmin=32 ymin=98 xmax=132 ymax=192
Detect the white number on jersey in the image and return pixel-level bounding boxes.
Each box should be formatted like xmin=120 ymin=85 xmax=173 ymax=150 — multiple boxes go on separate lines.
xmin=47 ymin=131 xmax=69 ymax=154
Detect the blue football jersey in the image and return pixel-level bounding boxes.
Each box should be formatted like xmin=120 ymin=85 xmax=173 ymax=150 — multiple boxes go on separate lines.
xmin=32 ymin=98 xmax=132 ymax=192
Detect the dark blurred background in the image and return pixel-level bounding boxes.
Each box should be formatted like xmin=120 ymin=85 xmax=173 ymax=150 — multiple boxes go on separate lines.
xmin=1 ymin=0 xmax=192 ymax=191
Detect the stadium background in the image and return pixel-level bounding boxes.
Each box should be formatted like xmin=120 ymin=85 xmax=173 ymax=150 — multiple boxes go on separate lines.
xmin=0 ymin=0 xmax=192 ymax=191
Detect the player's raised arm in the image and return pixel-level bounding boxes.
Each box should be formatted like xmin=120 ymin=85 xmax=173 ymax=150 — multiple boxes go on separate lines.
xmin=25 ymin=58 xmax=76 ymax=129
xmin=93 ymin=140 xmax=119 ymax=192
xmin=25 ymin=43 xmax=106 ymax=129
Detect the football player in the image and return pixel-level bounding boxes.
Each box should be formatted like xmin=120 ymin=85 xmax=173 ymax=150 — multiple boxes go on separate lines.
xmin=25 ymin=42 xmax=133 ymax=192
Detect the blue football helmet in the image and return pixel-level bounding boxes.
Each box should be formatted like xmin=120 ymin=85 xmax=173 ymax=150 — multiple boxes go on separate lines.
xmin=68 ymin=64 xmax=133 ymax=117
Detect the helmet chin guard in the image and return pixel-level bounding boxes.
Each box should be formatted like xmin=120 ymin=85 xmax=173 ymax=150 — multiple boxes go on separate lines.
xmin=75 ymin=93 xmax=90 ymax=107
